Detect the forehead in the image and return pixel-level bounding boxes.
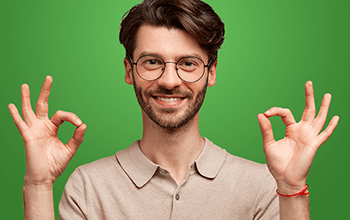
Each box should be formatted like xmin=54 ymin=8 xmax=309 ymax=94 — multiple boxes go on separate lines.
xmin=133 ymin=24 xmax=207 ymax=62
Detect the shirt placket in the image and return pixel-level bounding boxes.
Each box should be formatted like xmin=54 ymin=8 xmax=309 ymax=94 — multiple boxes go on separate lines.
xmin=169 ymin=164 xmax=196 ymax=220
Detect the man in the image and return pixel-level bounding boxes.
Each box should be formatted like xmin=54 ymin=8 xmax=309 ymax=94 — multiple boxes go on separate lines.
xmin=8 ymin=0 xmax=339 ymax=219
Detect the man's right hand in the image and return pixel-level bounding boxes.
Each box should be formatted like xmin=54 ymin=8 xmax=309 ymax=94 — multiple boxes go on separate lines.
xmin=8 ymin=75 xmax=86 ymax=186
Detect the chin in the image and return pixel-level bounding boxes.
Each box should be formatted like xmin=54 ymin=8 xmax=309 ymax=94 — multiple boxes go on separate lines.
xmin=148 ymin=109 xmax=196 ymax=129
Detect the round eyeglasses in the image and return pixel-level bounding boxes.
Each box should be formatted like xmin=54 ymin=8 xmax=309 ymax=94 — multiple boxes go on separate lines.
xmin=130 ymin=55 xmax=210 ymax=83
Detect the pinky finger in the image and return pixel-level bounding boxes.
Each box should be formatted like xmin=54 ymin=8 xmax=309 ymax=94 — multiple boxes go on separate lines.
xmin=66 ymin=124 xmax=87 ymax=155
xmin=8 ymin=103 xmax=28 ymax=134
xmin=317 ymin=116 xmax=339 ymax=146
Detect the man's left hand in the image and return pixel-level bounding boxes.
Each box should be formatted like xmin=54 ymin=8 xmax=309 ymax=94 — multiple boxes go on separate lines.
xmin=257 ymin=81 xmax=339 ymax=194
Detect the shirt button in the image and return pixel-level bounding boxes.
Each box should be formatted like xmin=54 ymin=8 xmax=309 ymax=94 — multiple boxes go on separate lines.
xmin=175 ymin=194 xmax=180 ymax=201
xmin=159 ymin=170 xmax=165 ymax=175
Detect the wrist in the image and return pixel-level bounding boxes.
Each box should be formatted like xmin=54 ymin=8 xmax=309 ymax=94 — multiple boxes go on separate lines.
xmin=24 ymin=171 xmax=56 ymax=185
xmin=24 ymin=175 xmax=54 ymax=190
xmin=277 ymin=185 xmax=309 ymax=198
xmin=276 ymin=181 xmax=308 ymax=195
xmin=23 ymin=181 xmax=53 ymax=192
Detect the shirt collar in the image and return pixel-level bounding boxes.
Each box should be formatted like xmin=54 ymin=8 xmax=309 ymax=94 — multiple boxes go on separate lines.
xmin=116 ymin=138 xmax=227 ymax=188
xmin=116 ymin=140 xmax=158 ymax=188
xmin=195 ymin=138 xmax=227 ymax=179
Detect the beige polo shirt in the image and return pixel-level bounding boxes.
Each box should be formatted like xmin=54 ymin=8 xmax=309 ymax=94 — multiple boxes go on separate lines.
xmin=59 ymin=138 xmax=279 ymax=219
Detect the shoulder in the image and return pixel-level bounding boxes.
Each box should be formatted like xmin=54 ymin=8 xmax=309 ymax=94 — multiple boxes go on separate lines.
xmin=200 ymin=138 xmax=273 ymax=182
xmin=77 ymin=155 xmax=118 ymax=173
xmin=207 ymin=140 xmax=276 ymax=190
xmin=204 ymin=138 xmax=271 ymax=180
xmin=64 ymin=154 xmax=124 ymax=189
xmin=70 ymin=155 xmax=123 ymax=183
xmin=221 ymin=150 xmax=274 ymax=183
xmin=225 ymin=152 xmax=269 ymax=174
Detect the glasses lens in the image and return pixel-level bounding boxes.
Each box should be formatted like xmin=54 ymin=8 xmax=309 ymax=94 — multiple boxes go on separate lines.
xmin=137 ymin=55 xmax=164 ymax=81
xmin=177 ymin=57 xmax=204 ymax=82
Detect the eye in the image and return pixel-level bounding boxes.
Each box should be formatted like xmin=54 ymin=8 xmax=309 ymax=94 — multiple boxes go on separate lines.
xmin=146 ymin=59 xmax=161 ymax=65
xmin=183 ymin=61 xmax=195 ymax=67
xmin=178 ymin=57 xmax=200 ymax=72
xmin=139 ymin=56 xmax=164 ymax=71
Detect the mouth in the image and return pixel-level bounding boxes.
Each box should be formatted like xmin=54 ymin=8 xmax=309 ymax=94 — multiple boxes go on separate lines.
xmin=151 ymin=95 xmax=186 ymax=107
xmin=156 ymin=97 xmax=184 ymax=101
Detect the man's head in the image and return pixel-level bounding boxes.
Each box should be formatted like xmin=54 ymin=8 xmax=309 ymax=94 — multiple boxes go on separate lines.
xmin=119 ymin=0 xmax=225 ymax=129
xmin=119 ymin=0 xmax=225 ymax=68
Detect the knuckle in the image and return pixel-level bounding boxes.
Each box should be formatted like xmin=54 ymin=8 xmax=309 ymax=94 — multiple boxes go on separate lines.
xmin=269 ymin=107 xmax=277 ymax=112
xmin=56 ymin=110 xmax=63 ymax=115
xmin=307 ymin=108 xmax=316 ymax=114
xmin=284 ymin=108 xmax=292 ymax=114
xmin=74 ymin=134 xmax=83 ymax=144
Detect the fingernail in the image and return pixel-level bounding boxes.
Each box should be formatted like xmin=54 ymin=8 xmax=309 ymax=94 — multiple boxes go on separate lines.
xmin=76 ymin=119 xmax=82 ymax=125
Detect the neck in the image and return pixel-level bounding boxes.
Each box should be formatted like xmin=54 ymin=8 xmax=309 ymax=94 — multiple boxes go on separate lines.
xmin=140 ymin=112 xmax=204 ymax=185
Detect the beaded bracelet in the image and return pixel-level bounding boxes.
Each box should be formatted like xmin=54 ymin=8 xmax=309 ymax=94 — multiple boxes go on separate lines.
xmin=276 ymin=185 xmax=310 ymax=197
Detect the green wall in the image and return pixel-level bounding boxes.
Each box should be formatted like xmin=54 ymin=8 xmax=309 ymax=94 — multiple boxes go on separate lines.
xmin=1 ymin=0 xmax=349 ymax=219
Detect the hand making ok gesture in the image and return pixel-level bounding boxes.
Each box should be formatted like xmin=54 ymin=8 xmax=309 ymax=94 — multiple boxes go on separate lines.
xmin=8 ymin=76 xmax=86 ymax=185
xmin=257 ymin=81 xmax=339 ymax=193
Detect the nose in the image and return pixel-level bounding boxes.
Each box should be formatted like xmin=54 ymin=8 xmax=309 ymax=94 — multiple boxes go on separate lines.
xmin=157 ymin=62 xmax=182 ymax=89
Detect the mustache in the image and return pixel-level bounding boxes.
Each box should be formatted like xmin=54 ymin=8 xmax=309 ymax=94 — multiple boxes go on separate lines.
xmin=146 ymin=87 xmax=193 ymax=98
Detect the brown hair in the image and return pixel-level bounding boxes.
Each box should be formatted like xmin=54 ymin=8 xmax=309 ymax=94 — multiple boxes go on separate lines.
xmin=119 ymin=0 xmax=225 ymax=67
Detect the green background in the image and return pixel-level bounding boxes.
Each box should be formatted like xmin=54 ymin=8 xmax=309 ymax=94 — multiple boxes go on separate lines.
xmin=1 ymin=0 xmax=349 ymax=219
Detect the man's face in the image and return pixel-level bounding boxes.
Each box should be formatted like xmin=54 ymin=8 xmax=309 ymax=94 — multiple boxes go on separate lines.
xmin=124 ymin=24 xmax=216 ymax=129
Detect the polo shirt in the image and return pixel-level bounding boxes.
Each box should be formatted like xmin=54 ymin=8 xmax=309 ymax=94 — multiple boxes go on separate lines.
xmin=59 ymin=138 xmax=279 ymax=219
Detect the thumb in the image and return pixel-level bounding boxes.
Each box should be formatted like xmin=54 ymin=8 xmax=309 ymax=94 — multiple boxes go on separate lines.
xmin=257 ymin=113 xmax=275 ymax=147
xmin=66 ymin=124 xmax=87 ymax=154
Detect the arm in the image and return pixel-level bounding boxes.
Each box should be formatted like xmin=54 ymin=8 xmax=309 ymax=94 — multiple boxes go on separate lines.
xmin=8 ymin=76 xmax=86 ymax=219
xmin=257 ymin=81 xmax=339 ymax=220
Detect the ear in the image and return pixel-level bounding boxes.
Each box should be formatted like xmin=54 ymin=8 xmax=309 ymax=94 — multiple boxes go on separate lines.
xmin=207 ymin=61 xmax=217 ymax=87
xmin=124 ymin=58 xmax=133 ymax=85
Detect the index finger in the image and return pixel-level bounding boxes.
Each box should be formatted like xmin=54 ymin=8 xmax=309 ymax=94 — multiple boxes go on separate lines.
xmin=35 ymin=75 xmax=53 ymax=119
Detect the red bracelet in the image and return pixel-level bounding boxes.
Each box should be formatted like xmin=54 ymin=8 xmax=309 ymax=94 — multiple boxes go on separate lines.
xmin=276 ymin=185 xmax=310 ymax=197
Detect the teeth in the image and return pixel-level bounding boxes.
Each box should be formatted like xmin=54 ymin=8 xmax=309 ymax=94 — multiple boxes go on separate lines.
xmin=157 ymin=97 xmax=182 ymax=102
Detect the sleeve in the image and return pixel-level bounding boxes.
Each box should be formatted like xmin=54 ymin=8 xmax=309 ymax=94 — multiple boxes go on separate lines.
xmin=59 ymin=168 xmax=89 ymax=220
xmin=253 ymin=166 xmax=280 ymax=220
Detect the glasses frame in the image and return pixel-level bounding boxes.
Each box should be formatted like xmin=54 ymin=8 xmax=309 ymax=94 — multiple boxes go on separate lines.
xmin=129 ymin=54 xmax=210 ymax=83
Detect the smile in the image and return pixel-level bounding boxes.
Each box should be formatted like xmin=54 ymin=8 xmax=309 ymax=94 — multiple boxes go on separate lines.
xmin=152 ymin=96 xmax=186 ymax=107
xmin=156 ymin=97 xmax=184 ymax=102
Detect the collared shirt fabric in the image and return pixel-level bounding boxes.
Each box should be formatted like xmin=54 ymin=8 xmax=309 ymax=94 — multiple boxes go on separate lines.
xmin=59 ymin=138 xmax=279 ymax=219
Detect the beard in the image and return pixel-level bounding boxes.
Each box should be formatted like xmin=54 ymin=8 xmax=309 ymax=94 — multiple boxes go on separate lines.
xmin=133 ymin=78 xmax=208 ymax=130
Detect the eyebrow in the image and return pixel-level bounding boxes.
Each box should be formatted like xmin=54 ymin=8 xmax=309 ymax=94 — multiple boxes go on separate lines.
xmin=136 ymin=51 xmax=206 ymax=62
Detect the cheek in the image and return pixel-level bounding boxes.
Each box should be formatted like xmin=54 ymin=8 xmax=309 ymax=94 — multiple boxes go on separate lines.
xmin=133 ymin=79 xmax=154 ymax=97
xmin=187 ymin=77 xmax=208 ymax=96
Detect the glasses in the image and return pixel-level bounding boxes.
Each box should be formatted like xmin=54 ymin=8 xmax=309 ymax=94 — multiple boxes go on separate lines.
xmin=130 ymin=55 xmax=210 ymax=83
